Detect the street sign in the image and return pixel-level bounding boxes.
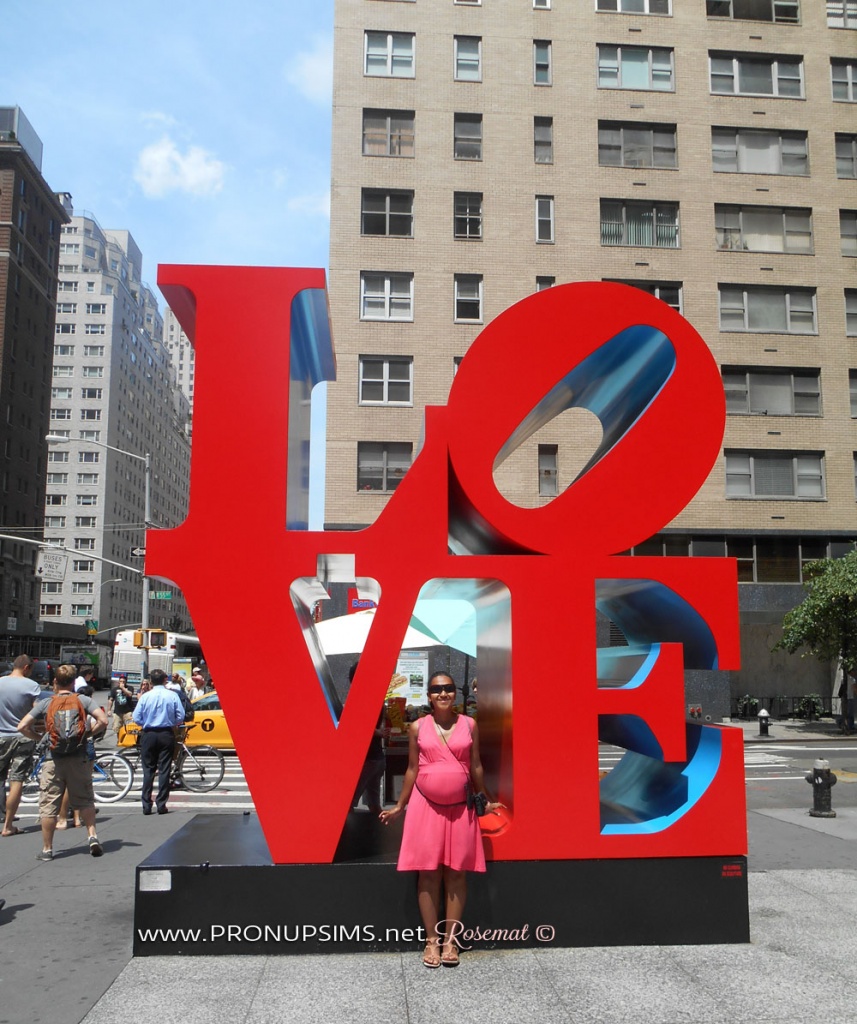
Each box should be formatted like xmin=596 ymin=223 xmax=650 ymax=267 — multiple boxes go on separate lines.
xmin=36 ymin=549 xmax=68 ymax=582
xmin=85 ymin=618 xmax=98 ymax=636
xmin=130 ymin=546 xmax=146 ymax=557
xmin=151 ymin=591 xmax=173 ymax=600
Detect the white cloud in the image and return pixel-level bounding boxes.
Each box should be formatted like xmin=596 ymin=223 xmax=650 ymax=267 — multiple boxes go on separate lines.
xmin=134 ymin=136 xmax=226 ymax=199
xmin=140 ymin=111 xmax=179 ymax=129
xmin=285 ymin=35 xmax=333 ymax=105
xmin=287 ymin=192 xmax=331 ymax=218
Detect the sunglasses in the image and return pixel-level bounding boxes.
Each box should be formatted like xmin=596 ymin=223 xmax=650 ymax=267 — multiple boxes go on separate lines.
xmin=428 ymin=684 xmax=456 ymax=695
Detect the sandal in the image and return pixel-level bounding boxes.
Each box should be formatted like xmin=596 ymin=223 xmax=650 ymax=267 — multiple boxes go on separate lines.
xmin=441 ymin=945 xmax=460 ymax=968
xmin=1 ymin=825 xmax=23 ymax=836
xmin=422 ymin=940 xmax=441 ymax=969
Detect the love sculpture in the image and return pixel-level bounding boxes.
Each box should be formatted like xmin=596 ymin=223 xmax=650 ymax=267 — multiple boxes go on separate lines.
xmin=151 ymin=267 xmax=745 ymax=869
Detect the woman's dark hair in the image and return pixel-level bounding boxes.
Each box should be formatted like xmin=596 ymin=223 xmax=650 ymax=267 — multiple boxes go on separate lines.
xmin=427 ymin=671 xmax=456 ymax=688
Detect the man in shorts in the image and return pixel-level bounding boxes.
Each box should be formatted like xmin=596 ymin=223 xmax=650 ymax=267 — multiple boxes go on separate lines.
xmin=0 ymin=655 xmax=41 ymax=836
xmin=17 ymin=664 xmax=108 ymax=861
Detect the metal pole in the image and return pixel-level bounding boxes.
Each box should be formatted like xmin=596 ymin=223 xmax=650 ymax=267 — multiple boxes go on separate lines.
xmin=140 ymin=452 xmax=151 ymax=680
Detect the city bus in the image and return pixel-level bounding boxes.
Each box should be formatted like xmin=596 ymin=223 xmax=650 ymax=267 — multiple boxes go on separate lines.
xmin=111 ymin=629 xmax=203 ymax=686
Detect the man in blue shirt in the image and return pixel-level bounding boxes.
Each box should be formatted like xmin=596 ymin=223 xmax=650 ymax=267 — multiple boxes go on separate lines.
xmin=132 ymin=668 xmax=185 ymax=815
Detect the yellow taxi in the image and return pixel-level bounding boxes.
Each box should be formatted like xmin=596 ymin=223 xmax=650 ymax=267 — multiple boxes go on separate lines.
xmin=117 ymin=691 xmax=234 ymax=750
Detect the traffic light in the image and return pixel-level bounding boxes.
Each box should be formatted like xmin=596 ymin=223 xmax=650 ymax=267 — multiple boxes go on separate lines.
xmin=149 ymin=629 xmax=168 ymax=648
xmin=133 ymin=630 xmax=145 ymax=648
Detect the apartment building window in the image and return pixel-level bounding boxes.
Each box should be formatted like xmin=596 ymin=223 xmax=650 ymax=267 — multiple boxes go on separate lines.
xmin=359 ymin=356 xmax=413 ymax=405
xmin=850 ymin=371 xmax=857 ymax=416
xmin=598 ymin=0 xmax=671 ymax=11
xmin=44 ymin=516 xmax=66 ymax=529
xmin=47 ymin=429 xmax=70 ymax=439
xmin=598 ymin=121 xmax=677 ymax=168
xmin=836 ymin=134 xmax=857 ymax=178
xmin=454 ymin=275 xmax=483 ymax=321
xmin=454 ymin=36 xmax=481 ymax=81
xmin=357 ymin=442 xmax=413 ymax=492
xmin=81 ymin=387 xmax=103 ymax=400
xmin=710 ymin=53 xmax=803 ymax=97
xmin=58 ymin=281 xmax=78 ymax=293
xmin=48 ymin=451 xmax=69 ymax=463
xmin=72 ymin=582 xmax=94 ymax=595
xmin=534 ymin=41 xmax=552 ymax=85
xmin=723 ymin=368 xmax=820 ymax=415
xmin=40 ymin=604 xmax=62 ymax=617
xmin=85 ymin=303 xmax=106 ymax=315
xmin=847 ymin=291 xmax=857 ymax=335
xmin=360 ymin=272 xmax=414 ymax=320
xmin=80 ymin=409 xmax=101 ymax=421
xmin=454 ymin=192 xmax=483 ymax=239
xmin=712 ymin=127 xmax=808 ymax=175
xmin=46 ymin=473 xmax=68 ymax=485
xmin=78 ymin=451 xmax=99 ymax=463
xmin=715 ymin=205 xmax=812 ymax=254
xmin=598 ymin=45 xmax=674 ymax=91
xmin=600 ymin=200 xmax=679 ymax=247
xmin=725 ymin=451 xmax=825 ymax=498
xmin=362 ymin=110 xmax=415 ymax=157
xmin=75 ymin=516 xmax=97 ymax=528
xmin=82 ymin=366 xmax=103 ymax=378
xmin=46 ymin=494 xmax=67 ymax=506
xmin=828 ymin=1 xmax=857 ymax=28
xmin=73 ymin=559 xmax=94 ymax=572
xmin=534 ymin=0 xmax=550 ymax=8
xmin=364 ymin=32 xmax=415 ymax=77
xmin=832 ymin=59 xmax=857 ymax=101
xmin=54 ymin=344 xmax=74 ymax=357
xmin=707 ymin=0 xmax=799 ymax=22
xmin=74 ymin=537 xmax=96 ymax=549
xmin=538 ymin=445 xmax=558 ymax=497
xmin=83 ymin=345 xmax=105 ymax=356
xmin=41 ymin=582 xmax=62 ymax=595
xmin=76 ymin=494 xmax=97 ymax=507
xmin=361 ymin=189 xmax=414 ymax=236
xmin=56 ymin=302 xmax=77 ymax=314
xmin=71 ymin=604 xmax=94 ymax=617
xmin=605 ymin=280 xmax=682 ymax=312
xmin=85 ymin=324 xmax=106 ymax=335
xmin=454 ymin=113 xmax=482 ymax=159
xmin=719 ymin=285 xmax=816 ymax=333
xmin=534 ymin=117 xmax=553 ymax=163
xmin=77 ymin=473 xmax=99 ymax=485
xmin=536 ymin=196 xmax=555 ymax=243
xmin=536 ymin=276 xmax=556 ymax=291
xmin=55 ymin=324 xmax=75 ymax=335
xmin=50 ymin=409 xmax=72 ymax=421
xmin=843 ymin=211 xmax=857 ymax=255
xmin=79 ymin=431 xmax=100 ymax=442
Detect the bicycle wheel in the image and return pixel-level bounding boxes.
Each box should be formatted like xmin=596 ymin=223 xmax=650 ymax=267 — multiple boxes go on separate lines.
xmin=91 ymin=752 xmax=134 ymax=803
xmin=20 ymin=760 xmax=43 ymax=803
xmin=177 ymin=745 xmax=225 ymax=792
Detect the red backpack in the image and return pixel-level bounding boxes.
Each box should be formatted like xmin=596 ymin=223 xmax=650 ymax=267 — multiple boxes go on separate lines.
xmin=45 ymin=692 xmax=87 ymax=757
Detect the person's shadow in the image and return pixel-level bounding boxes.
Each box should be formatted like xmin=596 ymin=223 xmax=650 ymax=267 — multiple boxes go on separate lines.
xmin=0 ymin=900 xmax=35 ymax=924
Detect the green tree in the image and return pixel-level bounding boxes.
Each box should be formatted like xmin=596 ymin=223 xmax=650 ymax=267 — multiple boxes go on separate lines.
xmin=773 ymin=551 xmax=857 ymax=672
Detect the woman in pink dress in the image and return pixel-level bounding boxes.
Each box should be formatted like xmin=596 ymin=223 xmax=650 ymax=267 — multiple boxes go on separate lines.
xmin=380 ymin=672 xmax=500 ymax=968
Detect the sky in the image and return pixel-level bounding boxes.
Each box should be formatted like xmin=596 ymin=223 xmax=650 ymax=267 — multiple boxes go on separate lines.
xmin=1 ymin=0 xmax=335 ymax=523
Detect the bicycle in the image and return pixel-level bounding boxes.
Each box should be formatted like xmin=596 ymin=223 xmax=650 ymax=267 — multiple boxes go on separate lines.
xmin=121 ymin=722 xmax=226 ymax=793
xmin=20 ymin=739 xmax=135 ymax=805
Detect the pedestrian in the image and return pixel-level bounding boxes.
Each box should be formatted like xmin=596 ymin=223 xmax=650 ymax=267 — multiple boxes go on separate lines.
xmin=0 ymin=655 xmax=41 ymax=836
xmin=132 ymin=668 xmax=184 ymax=815
xmin=108 ymin=675 xmax=135 ymax=735
xmin=379 ymin=672 xmax=502 ymax=968
xmin=16 ymin=664 xmax=108 ymax=861
xmin=187 ymin=669 xmax=206 ymax=703
xmin=73 ymin=665 xmax=95 ymax=693
xmin=349 ymin=661 xmax=387 ymax=816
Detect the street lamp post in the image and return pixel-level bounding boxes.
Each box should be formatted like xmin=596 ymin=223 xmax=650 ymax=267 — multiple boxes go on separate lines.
xmin=46 ymin=434 xmax=152 ymax=673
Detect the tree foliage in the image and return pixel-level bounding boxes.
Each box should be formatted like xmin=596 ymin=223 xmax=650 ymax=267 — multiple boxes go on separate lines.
xmin=773 ymin=551 xmax=857 ymax=671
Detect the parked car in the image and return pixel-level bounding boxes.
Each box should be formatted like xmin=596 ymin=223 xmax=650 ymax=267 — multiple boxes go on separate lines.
xmin=117 ymin=690 xmax=233 ymax=749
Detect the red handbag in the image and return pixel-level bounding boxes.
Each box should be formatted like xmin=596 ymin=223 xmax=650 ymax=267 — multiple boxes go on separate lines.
xmin=479 ymin=805 xmax=512 ymax=836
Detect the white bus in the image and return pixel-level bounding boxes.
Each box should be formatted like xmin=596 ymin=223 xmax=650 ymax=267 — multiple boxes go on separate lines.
xmin=111 ymin=629 xmax=203 ymax=686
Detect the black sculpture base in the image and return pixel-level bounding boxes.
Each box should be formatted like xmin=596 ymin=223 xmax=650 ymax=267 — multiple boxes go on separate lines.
xmin=133 ymin=814 xmax=749 ymax=955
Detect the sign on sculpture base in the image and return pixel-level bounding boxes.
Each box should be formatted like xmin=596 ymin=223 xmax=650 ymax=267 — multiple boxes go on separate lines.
xmin=133 ymin=815 xmax=749 ymax=956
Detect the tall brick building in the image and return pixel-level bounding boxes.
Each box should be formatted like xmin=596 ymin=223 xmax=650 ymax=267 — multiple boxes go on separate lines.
xmin=326 ymin=1 xmax=857 ymax=701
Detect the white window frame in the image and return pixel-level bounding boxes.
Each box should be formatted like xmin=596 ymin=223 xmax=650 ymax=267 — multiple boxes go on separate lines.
xmin=534 ymin=40 xmax=552 ymax=85
xmin=598 ymin=45 xmax=674 ymax=91
xmin=600 ymin=199 xmax=680 ymax=248
xmin=73 ymin=559 xmax=95 ymax=572
xmin=842 ymin=211 xmax=857 ymax=256
xmin=56 ymin=302 xmax=77 ymax=314
xmin=706 ymin=0 xmax=799 ymax=23
xmin=72 ymin=582 xmax=94 ymax=595
xmin=454 ymin=36 xmax=482 ymax=82
xmin=832 ymin=60 xmax=857 ymax=101
xmin=604 ymin=279 xmax=683 ymax=312
xmin=40 ymin=604 xmax=62 ymax=617
xmin=709 ymin=53 xmax=804 ymax=97
xmin=358 ymin=356 xmax=414 ymax=406
xmin=454 ymin=192 xmax=483 ymax=239
xmin=847 ymin=291 xmax=857 ymax=336
xmin=360 ymin=189 xmax=414 ymax=237
xmin=837 ymin=134 xmax=857 ymax=178
xmin=362 ymin=109 xmax=415 ymax=158
xmin=538 ymin=444 xmax=558 ymax=497
xmin=360 ymin=272 xmax=414 ymax=321
xmin=718 ymin=285 xmax=817 ymax=334
xmin=453 ymin=113 xmax=483 ymax=160
xmin=725 ymin=451 xmax=825 ymax=499
xmin=357 ymin=442 xmax=413 ymax=493
xmin=827 ymin=1 xmax=857 ymax=29
xmin=534 ymin=0 xmax=550 ymax=8
xmin=723 ymin=368 xmax=821 ymax=416
xmin=454 ymin=274 xmax=483 ymax=322
xmin=71 ymin=603 xmax=94 ymax=617
xmin=536 ymin=195 xmax=555 ymax=243
xmin=712 ymin=127 xmax=808 ymax=175
xmin=534 ymin=116 xmax=553 ymax=164
xmin=714 ymin=204 xmax=813 ymax=254
xmin=597 ymin=121 xmax=677 ymax=168
xmin=85 ymin=302 xmax=107 ymax=315
xmin=536 ymin=276 xmax=556 ymax=291
xmin=364 ymin=31 xmax=415 ymax=78
xmin=598 ymin=0 xmax=672 ymax=12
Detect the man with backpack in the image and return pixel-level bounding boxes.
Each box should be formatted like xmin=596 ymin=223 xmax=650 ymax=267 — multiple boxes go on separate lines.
xmin=17 ymin=664 xmax=108 ymax=861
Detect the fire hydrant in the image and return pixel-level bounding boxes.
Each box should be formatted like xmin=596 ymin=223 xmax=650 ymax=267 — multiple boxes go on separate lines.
xmin=805 ymin=759 xmax=837 ymax=818
xmin=758 ymin=708 xmax=771 ymax=737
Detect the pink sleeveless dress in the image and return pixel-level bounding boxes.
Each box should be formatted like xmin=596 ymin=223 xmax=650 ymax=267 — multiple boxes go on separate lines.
xmin=397 ymin=714 xmax=486 ymax=873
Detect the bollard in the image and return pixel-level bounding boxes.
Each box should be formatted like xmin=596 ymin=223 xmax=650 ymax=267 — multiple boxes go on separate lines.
xmin=758 ymin=708 xmax=770 ymax=737
xmin=805 ymin=758 xmax=837 ymax=818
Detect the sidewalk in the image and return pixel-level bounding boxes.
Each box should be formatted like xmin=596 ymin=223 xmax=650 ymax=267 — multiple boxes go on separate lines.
xmin=728 ymin=716 xmax=857 ymax=744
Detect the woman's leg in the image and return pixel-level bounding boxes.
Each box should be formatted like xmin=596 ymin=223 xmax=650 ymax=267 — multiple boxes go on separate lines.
xmin=440 ymin=867 xmax=466 ymax=964
xmin=417 ymin=868 xmax=443 ymax=965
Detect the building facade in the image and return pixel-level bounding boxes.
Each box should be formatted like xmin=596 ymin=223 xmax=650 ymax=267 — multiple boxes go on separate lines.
xmin=44 ymin=212 xmax=192 ymax=638
xmin=163 ymin=307 xmax=196 ymax=420
xmin=327 ymin=1 xmax=857 ymax=703
xmin=0 ymin=107 xmax=69 ymax=640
